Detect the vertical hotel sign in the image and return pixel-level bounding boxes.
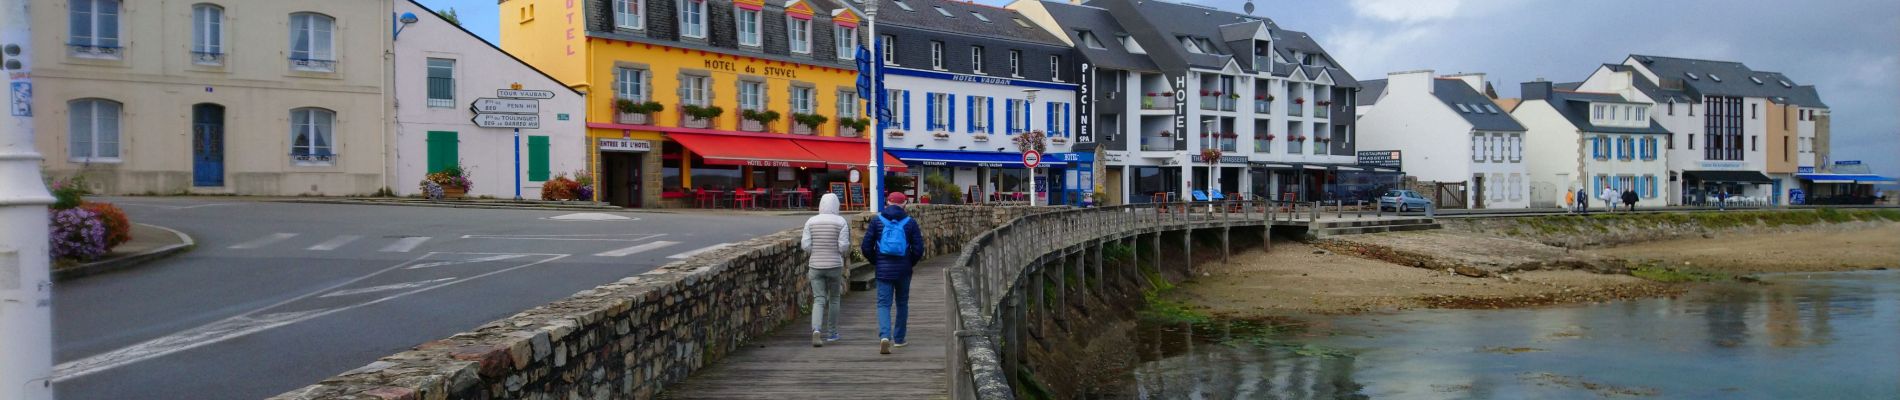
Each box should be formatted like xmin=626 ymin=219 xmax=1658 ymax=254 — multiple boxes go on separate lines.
xmin=564 ymin=0 xmax=577 ymax=56
xmin=1076 ymin=62 xmax=1094 ymax=143
xmin=1171 ymin=73 xmax=1187 ymax=150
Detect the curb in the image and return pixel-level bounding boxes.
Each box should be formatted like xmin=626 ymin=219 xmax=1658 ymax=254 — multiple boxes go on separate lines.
xmin=54 ymin=223 xmax=196 ymax=282
xmin=273 ymin=198 xmax=643 ymax=212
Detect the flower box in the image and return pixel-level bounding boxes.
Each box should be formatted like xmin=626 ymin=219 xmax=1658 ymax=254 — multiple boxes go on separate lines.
xmin=682 ymin=114 xmax=711 ymax=129
xmin=791 ymin=123 xmax=814 ymax=135
xmin=887 ymin=130 xmax=906 ymax=138
xmin=839 ymin=125 xmax=862 ymax=138
xmin=443 ymin=186 xmax=467 ymax=199
xmin=1050 ymin=137 xmax=1068 ymax=144
xmin=972 ymin=134 xmax=991 ymax=142
xmin=932 ymin=131 xmax=951 ymax=140
xmin=739 ymin=119 xmax=766 ymax=132
xmin=617 ymin=112 xmax=651 ymax=125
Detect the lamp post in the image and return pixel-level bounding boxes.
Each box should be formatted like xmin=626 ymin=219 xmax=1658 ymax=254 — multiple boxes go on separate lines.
xmin=866 ymin=0 xmax=883 ymax=210
xmin=1022 ymin=89 xmax=1039 ymax=206
xmin=1 ymin=0 xmax=56 ymax=398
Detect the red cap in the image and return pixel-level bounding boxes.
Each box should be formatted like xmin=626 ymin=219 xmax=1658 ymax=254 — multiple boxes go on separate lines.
xmin=886 ymin=192 xmax=908 ymax=205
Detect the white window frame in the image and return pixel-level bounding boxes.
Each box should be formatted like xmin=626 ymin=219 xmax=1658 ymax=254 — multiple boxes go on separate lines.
xmin=837 ymin=91 xmax=858 ymax=118
xmin=426 ymin=58 xmax=456 ymax=108
xmin=678 ymin=0 xmax=707 ymax=39
xmin=290 ymin=107 xmax=336 ymax=166
xmin=930 ymin=41 xmax=944 ymax=70
xmin=738 ymin=81 xmax=764 ymax=111
xmin=69 ymin=0 xmax=122 ymax=58
xmin=1010 ymin=99 xmax=1030 ymax=134
xmin=682 ymin=75 xmax=709 ymax=106
xmin=881 ymin=35 xmax=895 ymax=65
xmin=970 ymin=96 xmax=989 ymax=131
xmin=191 ymin=4 xmax=224 ymax=65
xmin=788 ymin=17 xmax=812 ymax=54
xmin=930 ymin=93 xmax=950 ymax=130
xmin=68 ymin=99 xmax=122 ymax=162
xmin=970 ymin=46 xmax=985 ymax=74
xmin=886 ymin=89 xmax=907 ymax=126
xmin=835 ymin=25 xmax=857 ymax=60
xmin=736 ymin=7 xmax=761 ymax=46
xmin=289 ymin=12 xmax=336 ymax=72
xmin=791 ymin=86 xmax=815 ymax=114
xmin=1593 ymin=104 xmax=1606 ymax=120
xmin=1009 ymin=50 xmax=1021 ymax=77
xmin=615 ymin=0 xmax=645 ymax=30
xmin=616 ymin=67 xmax=647 ymax=102
xmin=1049 ymin=55 xmax=1062 ymax=81
xmin=1509 ymin=134 xmax=1522 ymax=162
xmin=1471 ymin=133 xmax=1483 ymax=162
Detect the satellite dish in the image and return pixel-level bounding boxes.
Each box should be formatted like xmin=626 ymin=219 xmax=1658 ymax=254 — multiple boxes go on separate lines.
xmin=1243 ymin=1 xmax=1255 ymax=15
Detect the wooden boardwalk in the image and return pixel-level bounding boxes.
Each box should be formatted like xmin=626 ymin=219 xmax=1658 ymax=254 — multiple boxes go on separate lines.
xmin=664 ymin=258 xmax=951 ymax=400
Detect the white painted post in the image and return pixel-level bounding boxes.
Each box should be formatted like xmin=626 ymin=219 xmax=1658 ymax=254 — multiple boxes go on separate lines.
xmin=0 ymin=0 xmax=55 ymax=397
xmin=866 ymin=1 xmax=882 ymax=209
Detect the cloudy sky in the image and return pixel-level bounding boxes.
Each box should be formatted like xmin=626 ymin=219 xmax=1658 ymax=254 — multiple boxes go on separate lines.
xmin=420 ymin=0 xmax=1900 ymax=178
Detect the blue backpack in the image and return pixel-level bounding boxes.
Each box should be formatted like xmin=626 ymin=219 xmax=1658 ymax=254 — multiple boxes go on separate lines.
xmin=877 ymin=215 xmax=911 ymax=257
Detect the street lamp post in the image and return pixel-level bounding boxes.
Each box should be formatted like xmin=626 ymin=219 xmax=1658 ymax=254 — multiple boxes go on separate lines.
xmin=866 ymin=0 xmax=883 ymax=210
xmin=1022 ymin=89 xmax=1039 ymax=206
xmin=1 ymin=0 xmax=58 ymax=398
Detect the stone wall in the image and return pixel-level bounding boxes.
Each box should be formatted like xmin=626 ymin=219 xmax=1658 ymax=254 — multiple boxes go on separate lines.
xmin=271 ymin=204 xmax=1061 ymax=400
xmin=1442 ymin=208 xmax=1900 ymax=249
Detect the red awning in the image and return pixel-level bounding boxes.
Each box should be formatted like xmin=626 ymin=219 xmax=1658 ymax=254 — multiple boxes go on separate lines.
xmin=794 ymin=140 xmax=909 ymax=172
xmin=668 ymin=132 xmax=829 ymax=168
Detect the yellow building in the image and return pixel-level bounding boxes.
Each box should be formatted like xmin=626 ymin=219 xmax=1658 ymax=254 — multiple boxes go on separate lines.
xmin=502 ymin=0 xmax=897 ymax=208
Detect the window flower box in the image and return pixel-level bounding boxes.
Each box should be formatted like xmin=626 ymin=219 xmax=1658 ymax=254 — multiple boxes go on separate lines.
xmin=838 ymin=118 xmax=870 ymax=138
xmin=972 ymin=134 xmax=991 ymax=142
xmin=739 ymin=119 xmax=766 ymax=132
xmin=887 ymin=129 xmax=906 ymax=139
xmin=614 ymin=99 xmax=663 ymax=125
xmin=1050 ymin=137 xmax=1068 ymax=145
xmin=932 ymin=131 xmax=951 ymax=140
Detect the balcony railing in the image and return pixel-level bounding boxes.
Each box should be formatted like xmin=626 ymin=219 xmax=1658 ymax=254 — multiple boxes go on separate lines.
xmin=1221 ymin=97 xmax=1237 ymax=112
xmin=191 ymin=50 xmax=224 ymax=65
xmin=1220 ymin=137 xmax=1238 ymax=152
xmin=1254 ymin=139 xmax=1272 ymax=153
xmin=1200 ymin=96 xmax=1219 ymax=111
xmin=1288 ymin=103 xmax=1304 ymax=117
xmin=290 ymin=57 xmax=337 ymax=72
xmin=1141 ymin=95 xmax=1175 ymax=110
xmin=1255 ymin=100 xmax=1272 ymax=114
xmin=1140 ymin=135 xmax=1175 ymax=151
xmin=68 ymin=43 xmax=122 ymax=58
xmin=1315 ymin=106 xmax=1330 ymax=119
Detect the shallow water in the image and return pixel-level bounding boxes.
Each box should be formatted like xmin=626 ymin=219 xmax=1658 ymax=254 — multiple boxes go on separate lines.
xmin=1116 ymin=270 xmax=1900 ymax=399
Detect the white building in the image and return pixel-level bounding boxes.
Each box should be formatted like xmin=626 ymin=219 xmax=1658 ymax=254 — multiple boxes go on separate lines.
xmin=1512 ymin=81 xmax=1670 ymax=208
xmin=394 ymin=0 xmax=585 ymax=198
xmin=1357 ymin=71 xmax=1530 ymax=209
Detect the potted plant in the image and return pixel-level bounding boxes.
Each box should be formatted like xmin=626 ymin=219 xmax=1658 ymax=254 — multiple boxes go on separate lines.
xmin=839 ymin=117 xmax=871 ymax=137
xmin=1158 ymin=130 xmax=1172 ymax=137
xmin=1293 ymin=135 xmax=1307 ymax=142
xmin=740 ymin=109 xmax=780 ymax=132
xmin=616 ymin=99 xmax=663 ymax=125
xmin=1051 ymin=136 xmax=1068 ymax=144
xmin=1200 ymin=148 xmax=1223 ymax=164
xmin=681 ymin=104 xmax=724 ymax=129
xmin=1265 ymin=134 xmax=1277 ymax=141
xmin=1294 ymin=97 xmax=1306 ymax=105
xmin=1014 ymin=130 xmax=1048 ymax=154
xmin=1317 ymin=100 xmax=1333 ymax=106
xmin=932 ymin=131 xmax=951 ymax=140
xmin=972 ymin=133 xmax=991 ymax=142
xmin=421 ymin=163 xmax=474 ymax=200
xmin=1141 ymin=95 xmax=1155 ymax=109
xmin=573 ymin=169 xmax=595 ymax=201
xmin=1229 ymin=93 xmax=1242 ymax=100
xmin=1222 ymin=132 xmax=1239 ymax=139
xmin=887 ymin=129 xmax=906 ymax=139
xmin=791 ymin=113 xmax=828 ymax=135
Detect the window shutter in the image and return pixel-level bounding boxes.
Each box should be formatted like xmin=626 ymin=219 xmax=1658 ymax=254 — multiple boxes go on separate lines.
xmin=966 ymin=96 xmax=975 ymax=133
xmin=987 ymin=98 xmax=995 ymax=134
xmin=1064 ymin=103 xmax=1071 ymax=137
xmin=1006 ymin=101 xmax=1016 ymax=133
xmin=903 ymin=92 xmax=912 ymax=130
xmin=947 ymin=94 xmax=957 ymax=132
xmin=426 ymin=131 xmax=459 ymax=174
xmin=926 ymin=93 xmax=936 ymax=130
xmin=528 ymin=135 xmax=551 ymax=181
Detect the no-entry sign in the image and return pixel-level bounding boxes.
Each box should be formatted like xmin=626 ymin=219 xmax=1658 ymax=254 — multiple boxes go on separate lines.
xmin=1022 ymin=150 xmax=1041 ymax=168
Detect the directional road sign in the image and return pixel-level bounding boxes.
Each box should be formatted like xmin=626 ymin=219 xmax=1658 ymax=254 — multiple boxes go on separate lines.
xmin=470 ymin=97 xmax=539 ymax=115
xmin=472 ymin=113 xmax=540 ymax=129
xmin=496 ymin=89 xmax=555 ymax=99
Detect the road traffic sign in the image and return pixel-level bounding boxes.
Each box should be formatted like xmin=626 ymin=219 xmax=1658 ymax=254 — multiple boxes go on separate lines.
xmin=472 ymin=113 xmax=540 ymax=129
xmin=1022 ymin=150 xmax=1041 ymax=168
xmin=470 ymin=98 xmax=539 ymax=115
xmin=496 ymin=89 xmax=555 ymax=99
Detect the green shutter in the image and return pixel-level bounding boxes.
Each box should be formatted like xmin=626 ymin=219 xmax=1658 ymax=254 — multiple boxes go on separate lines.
xmin=426 ymin=131 xmax=459 ymax=173
xmin=528 ymin=135 xmax=551 ymax=181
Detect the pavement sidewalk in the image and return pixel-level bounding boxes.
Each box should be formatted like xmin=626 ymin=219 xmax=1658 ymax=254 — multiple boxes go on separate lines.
xmin=54 ymin=223 xmax=195 ymax=282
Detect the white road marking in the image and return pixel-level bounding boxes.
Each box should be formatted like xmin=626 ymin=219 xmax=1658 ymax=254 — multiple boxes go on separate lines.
xmin=403 ymin=254 xmax=529 ymax=269
xmin=545 ymin=212 xmax=635 ymax=221
xmin=593 ymin=241 xmax=681 ymax=257
xmin=461 ymin=233 xmax=666 ymax=242
xmin=380 ymin=237 xmax=431 ymax=252
xmin=52 ymin=252 xmax=570 ymax=382
xmin=229 ymin=233 xmax=298 ymax=249
xmin=319 ymin=277 xmax=458 ymax=297
xmin=305 ymin=235 xmax=362 ymax=251
xmin=667 ymin=243 xmax=735 ymax=259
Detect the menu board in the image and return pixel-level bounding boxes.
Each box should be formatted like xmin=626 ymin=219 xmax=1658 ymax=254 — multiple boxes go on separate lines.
xmin=847 ymin=182 xmax=867 ymax=209
xmin=829 ymin=182 xmax=849 ymax=208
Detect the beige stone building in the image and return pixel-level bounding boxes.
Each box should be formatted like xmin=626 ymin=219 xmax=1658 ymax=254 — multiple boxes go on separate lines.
xmin=33 ymin=0 xmax=393 ymax=195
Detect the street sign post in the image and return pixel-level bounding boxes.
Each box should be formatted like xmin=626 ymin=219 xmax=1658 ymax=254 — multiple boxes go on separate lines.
xmin=469 ymin=98 xmax=540 ymax=115
xmin=471 ymin=89 xmax=546 ymax=200
xmin=496 ymin=89 xmax=555 ymax=99
xmin=1023 ymin=150 xmax=1041 ymax=206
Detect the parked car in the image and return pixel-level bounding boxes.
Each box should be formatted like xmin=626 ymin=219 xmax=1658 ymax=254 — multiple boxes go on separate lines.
xmin=1379 ymin=189 xmax=1431 ymax=212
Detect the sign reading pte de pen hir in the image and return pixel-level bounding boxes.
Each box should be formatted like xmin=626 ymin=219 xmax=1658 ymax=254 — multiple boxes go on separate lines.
xmin=470 ymin=98 xmax=540 ymax=115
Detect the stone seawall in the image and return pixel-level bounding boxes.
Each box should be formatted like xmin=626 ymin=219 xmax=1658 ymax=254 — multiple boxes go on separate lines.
xmin=272 ymin=205 xmax=1060 ymax=400
xmin=1443 ymin=209 xmax=1900 ymax=249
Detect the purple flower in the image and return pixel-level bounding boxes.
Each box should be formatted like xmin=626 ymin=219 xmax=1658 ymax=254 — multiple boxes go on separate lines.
xmin=49 ymin=208 xmax=108 ymax=261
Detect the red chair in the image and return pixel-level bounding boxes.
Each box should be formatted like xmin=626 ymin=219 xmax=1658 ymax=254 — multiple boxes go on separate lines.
xmin=730 ymin=190 xmax=756 ymax=209
xmin=695 ymin=188 xmax=718 ymax=208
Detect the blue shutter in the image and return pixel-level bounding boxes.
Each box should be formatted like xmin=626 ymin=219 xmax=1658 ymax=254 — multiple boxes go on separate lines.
xmin=1045 ymin=103 xmax=1054 ymax=133
xmin=1064 ymin=103 xmax=1072 ymax=137
xmin=987 ymin=98 xmax=995 ymax=134
xmin=926 ymin=93 xmax=936 ymax=130
xmin=965 ymin=96 xmax=975 ymax=133
xmin=1005 ymin=101 xmax=1015 ymax=134
xmin=903 ymin=91 xmax=912 ymax=130
xmin=948 ymin=94 xmax=957 ymax=132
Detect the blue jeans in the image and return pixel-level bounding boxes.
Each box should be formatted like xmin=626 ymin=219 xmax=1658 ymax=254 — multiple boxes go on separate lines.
xmin=876 ymin=276 xmax=913 ymax=343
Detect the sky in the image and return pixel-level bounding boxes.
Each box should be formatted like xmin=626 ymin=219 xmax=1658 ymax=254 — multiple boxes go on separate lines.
xmin=418 ymin=0 xmax=1900 ymax=178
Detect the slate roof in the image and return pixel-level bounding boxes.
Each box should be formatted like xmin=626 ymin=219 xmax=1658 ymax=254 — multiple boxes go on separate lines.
xmin=1546 ymin=90 xmax=1671 ymax=135
xmin=1435 ymin=79 xmax=1524 ymax=132
xmin=1626 ymin=54 xmax=1826 ymax=108
xmin=1089 ymin=0 xmax=1358 ymax=87
xmin=1357 ymin=78 xmax=1387 ymax=106
xmin=1039 ymin=1 xmax=1159 ymax=72
xmin=877 ymin=0 xmax=1067 ymax=47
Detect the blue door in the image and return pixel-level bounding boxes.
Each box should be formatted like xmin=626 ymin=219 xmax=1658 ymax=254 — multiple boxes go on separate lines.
xmin=192 ymin=104 xmax=225 ymax=187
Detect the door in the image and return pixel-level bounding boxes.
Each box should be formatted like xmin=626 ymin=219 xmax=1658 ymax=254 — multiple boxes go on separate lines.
xmin=1472 ymin=174 xmax=1486 ymax=209
xmin=602 ymin=153 xmax=643 ymax=208
xmin=192 ymin=104 xmax=225 ymax=187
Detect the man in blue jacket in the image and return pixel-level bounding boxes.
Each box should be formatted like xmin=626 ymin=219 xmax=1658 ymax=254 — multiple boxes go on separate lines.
xmin=862 ymin=192 xmax=924 ymax=355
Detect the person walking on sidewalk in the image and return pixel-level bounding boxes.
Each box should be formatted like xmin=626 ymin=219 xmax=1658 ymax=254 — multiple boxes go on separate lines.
xmin=1565 ymin=189 xmax=1577 ymax=214
xmin=1600 ymin=185 xmax=1619 ymax=214
xmin=1577 ymin=187 xmax=1591 ymax=214
xmin=801 ymin=193 xmax=851 ymax=347
xmin=1621 ymin=188 xmax=1639 ymax=212
xmin=862 ymin=192 xmax=923 ymax=355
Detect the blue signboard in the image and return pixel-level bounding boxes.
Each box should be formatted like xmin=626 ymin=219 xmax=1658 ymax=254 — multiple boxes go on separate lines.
xmin=1790 ymin=189 xmax=1806 ymax=205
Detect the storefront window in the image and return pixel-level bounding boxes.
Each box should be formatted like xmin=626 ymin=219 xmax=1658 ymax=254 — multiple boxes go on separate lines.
xmin=995 ymin=168 xmax=1030 ymax=193
xmin=662 ymin=142 xmax=684 ymax=193
xmin=1132 ymin=166 xmax=1176 ymax=203
xmin=690 ymin=162 xmax=743 ymax=190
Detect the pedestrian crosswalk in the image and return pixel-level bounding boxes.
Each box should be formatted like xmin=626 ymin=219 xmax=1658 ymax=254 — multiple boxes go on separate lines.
xmin=222 ymin=232 xmax=734 ymax=259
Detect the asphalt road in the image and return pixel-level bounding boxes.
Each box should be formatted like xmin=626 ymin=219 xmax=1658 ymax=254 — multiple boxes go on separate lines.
xmin=52 ymin=197 xmax=805 ymax=400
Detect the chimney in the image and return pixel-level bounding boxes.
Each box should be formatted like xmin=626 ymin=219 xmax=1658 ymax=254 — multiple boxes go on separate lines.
xmin=1444 ymin=72 xmax=1486 ymax=94
xmin=1522 ymin=81 xmax=1553 ymax=101
xmin=1388 ymin=70 xmax=1434 ymax=95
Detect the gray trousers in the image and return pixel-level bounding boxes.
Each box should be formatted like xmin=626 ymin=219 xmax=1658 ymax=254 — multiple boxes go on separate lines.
xmin=808 ymin=267 xmax=845 ymax=334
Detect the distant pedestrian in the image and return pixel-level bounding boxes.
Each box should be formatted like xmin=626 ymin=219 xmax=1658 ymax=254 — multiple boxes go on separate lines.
xmin=1621 ymin=188 xmax=1638 ymax=212
xmin=1564 ymin=189 xmax=1577 ymax=214
xmin=1577 ymin=188 xmax=1591 ymax=214
xmin=1600 ymin=185 xmax=1618 ymax=213
xmin=1717 ymin=190 xmax=1730 ymax=211
xmin=862 ymin=199 xmax=923 ymax=355
xmin=801 ymin=194 xmax=851 ymax=347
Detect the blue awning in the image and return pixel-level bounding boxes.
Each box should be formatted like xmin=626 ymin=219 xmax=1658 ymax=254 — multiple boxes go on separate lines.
xmin=1797 ymin=173 xmax=1897 ymax=184
xmin=886 ymin=149 xmax=1069 ymax=168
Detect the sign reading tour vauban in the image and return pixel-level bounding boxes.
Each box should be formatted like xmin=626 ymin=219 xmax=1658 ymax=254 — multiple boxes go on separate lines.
xmin=496 ymin=89 xmax=556 ymax=99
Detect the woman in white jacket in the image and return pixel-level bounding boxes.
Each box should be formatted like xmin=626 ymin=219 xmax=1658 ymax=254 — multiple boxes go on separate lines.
xmin=800 ymin=194 xmax=851 ymax=347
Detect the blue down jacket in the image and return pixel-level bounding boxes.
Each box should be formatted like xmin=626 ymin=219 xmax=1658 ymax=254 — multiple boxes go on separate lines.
xmin=860 ymin=205 xmax=925 ymax=280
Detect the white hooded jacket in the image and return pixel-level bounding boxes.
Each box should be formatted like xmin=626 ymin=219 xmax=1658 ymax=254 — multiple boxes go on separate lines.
xmin=801 ymin=193 xmax=852 ymax=269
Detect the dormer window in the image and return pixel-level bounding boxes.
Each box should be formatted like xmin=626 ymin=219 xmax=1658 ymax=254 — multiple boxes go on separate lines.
xmin=1779 ymin=80 xmax=1792 ymax=88
xmin=1180 ymin=36 xmax=1202 ymax=54
xmin=1120 ymin=35 xmax=1146 ymax=54
xmin=1079 ymin=31 xmax=1105 ymax=49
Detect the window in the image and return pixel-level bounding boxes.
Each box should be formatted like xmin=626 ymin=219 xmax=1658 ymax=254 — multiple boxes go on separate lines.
xmin=1006 ymin=99 xmax=1029 ymax=134
xmin=1491 ymin=133 xmax=1504 ymax=162
xmin=1122 ymin=35 xmax=1146 ymax=54
xmin=1080 ymin=31 xmax=1105 ymax=49
xmin=969 ymin=96 xmax=990 ymax=132
xmin=1180 ymin=36 xmax=1202 ymax=54
xmin=970 ymin=11 xmax=990 ymax=23
xmin=614 ymin=0 xmax=644 ymax=30
xmin=1751 ymin=103 xmax=1758 ymax=119
xmin=892 ymin=0 xmax=913 ymax=12
xmin=1456 ymin=104 xmax=1471 ymax=113
xmin=1750 ymin=76 xmax=1763 ymax=85
xmin=791 ymin=86 xmax=815 ymax=114
xmin=1009 ymin=50 xmax=1022 ymax=77
xmin=615 ymin=67 xmax=646 ymax=101
xmin=1472 ymin=134 xmax=1483 ymax=162
xmin=290 ymin=108 xmax=335 ymax=164
xmin=1689 ymin=134 xmax=1694 ymax=150
xmin=837 ymin=91 xmax=858 ymax=118
xmin=788 ymin=18 xmax=812 ymax=54
xmin=930 ymin=41 xmax=944 ymax=69
xmin=289 ymin=13 xmax=336 ymax=71
xmin=835 ymin=25 xmax=856 ymax=60
xmin=68 ymin=99 xmax=121 ymax=162
xmin=881 ymin=35 xmax=895 ymax=65
xmin=1013 ymin=18 xmax=1030 ymax=28
xmin=1634 ymin=106 xmax=1646 ymax=121
xmin=928 ymin=92 xmax=952 ymax=131
xmin=1668 ymin=101 xmax=1675 ymax=116
xmin=738 ymin=81 xmax=764 ymax=111
xmin=1486 ymin=104 xmax=1501 ymax=114
xmin=1685 ymin=72 xmax=1700 ymax=80
xmin=1709 ymin=74 xmax=1721 ymax=82
xmin=933 ymin=6 xmax=952 ymax=17
xmin=736 ymin=8 xmax=761 ymax=46
xmin=1044 ymin=102 xmax=1070 ymax=136
xmin=1049 ymin=55 xmax=1062 ymax=81
xmin=1593 ymin=104 xmax=1606 ymax=119
xmin=426 ymin=58 xmax=455 ymax=108
xmin=970 ymin=46 xmax=985 ymax=74
xmin=191 ymin=4 xmax=223 ymax=64
xmin=681 ymin=75 xmax=709 ymax=106
xmin=1751 ymin=135 xmax=1757 ymax=151
xmin=887 ymin=89 xmax=909 ymax=128
xmin=679 ymin=0 xmax=707 ymax=38
xmin=1510 ymin=134 xmax=1522 ymax=162
xmin=69 ymin=0 xmax=122 ymax=57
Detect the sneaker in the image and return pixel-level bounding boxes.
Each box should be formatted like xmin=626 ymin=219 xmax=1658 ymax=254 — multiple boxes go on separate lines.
xmin=879 ymin=338 xmax=892 ymax=354
xmin=825 ymin=332 xmax=841 ymax=342
xmin=893 ymin=341 xmax=909 ymax=348
xmin=812 ymin=331 xmax=824 ymax=348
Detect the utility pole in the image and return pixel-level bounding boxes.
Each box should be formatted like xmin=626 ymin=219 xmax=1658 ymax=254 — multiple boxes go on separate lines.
xmin=0 ymin=0 xmax=58 ymax=398
xmin=865 ymin=0 xmax=883 ymax=210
